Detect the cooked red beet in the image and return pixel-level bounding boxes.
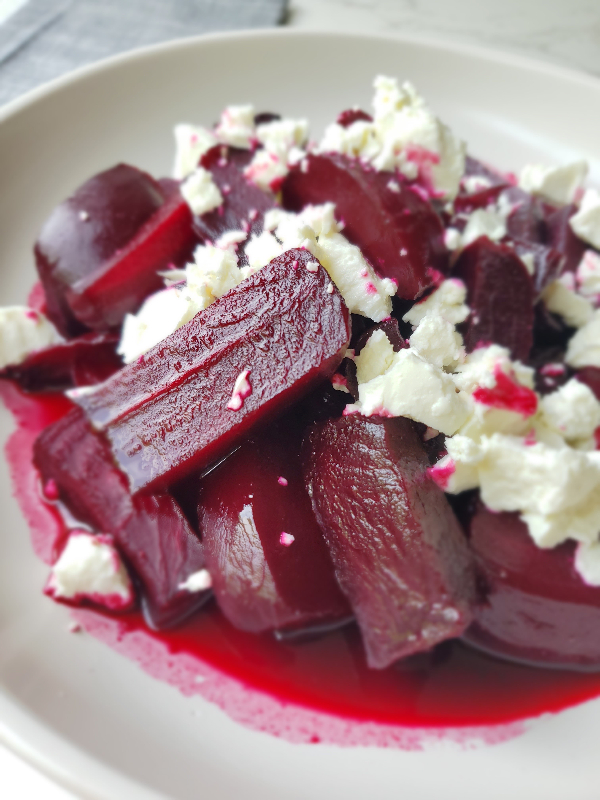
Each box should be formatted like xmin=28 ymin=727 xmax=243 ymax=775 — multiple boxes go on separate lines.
xmin=194 ymin=144 xmax=275 ymax=257
xmin=545 ymin=203 xmax=587 ymax=273
xmin=576 ymin=367 xmax=600 ymax=400
xmin=304 ymin=415 xmax=476 ymax=669
xmin=453 ymin=237 xmax=534 ymax=361
xmin=281 ymin=153 xmax=448 ymax=299
xmin=504 ymin=187 xmax=546 ymax=244
xmin=454 ymin=185 xmax=509 ymax=215
xmin=198 ymin=416 xmax=350 ymax=634
xmin=72 ymin=249 xmax=351 ymax=493
xmin=464 ymin=502 xmax=600 ymax=669
xmin=254 ymin=112 xmax=281 ymax=126
xmin=464 ymin=155 xmax=509 ymax=186
xmin=35 ymin=165 xmax=196 ymax=334
xmin=511 ymin=240 xmax=565 ymax=296
xmin=0 ymin=332 xmax=122 ymax=392
xmin=33 ymin=407 xmax=208 ymax=628
xmin=336 ymin=108 xmax=373 ymax=127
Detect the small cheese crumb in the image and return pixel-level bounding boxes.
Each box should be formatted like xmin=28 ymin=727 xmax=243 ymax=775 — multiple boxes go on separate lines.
xmin=277 ymin=476 xmax=288 ymax=486
xmin=214 ymin=105 xmax=255 ymax=149
xmin=570 ymin=188 xmax=600 ymax=249
xmin=541 ymin=378 xmax=600 ymax=443
xmin=178 ymin=569 xmax=212 ymax=592
xmin=180 ymin=167 xmax=223 ymax=215
xmin=542 ymin=274 xmax=594 ymax=329
xmin=227 ymin=369 xmax=252 ymax=411
xmin=0 ymin=306 xmax=63 ymax=369
xmin=279 ymin=532 xmax=295 ymax=546
xmin=576 ymin=249 xmax=600 ymax=299
xmin=173 ymin=124 xmax=218 ymax=179
xmin=403 ymin=279 xmax=470 ymax=327
xmin=565 ymin=310 xmax=600 ymax=368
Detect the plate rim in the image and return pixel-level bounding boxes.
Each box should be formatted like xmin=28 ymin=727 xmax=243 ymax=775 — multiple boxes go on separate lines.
xmin=2 ymin=24 xmax=600 ymax=800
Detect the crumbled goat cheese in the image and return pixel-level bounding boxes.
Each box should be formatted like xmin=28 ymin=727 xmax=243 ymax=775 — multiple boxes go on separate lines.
xmin=173 ymin=124 xmax=218 ymax=180
xmin=461 ymin=207 xmax=507 ymax=248
xmin=354 ymin=328 xmax=396 ymax=384
xmin=318 ymin=76 xmax=465 ymax=200
xmin=519 ymin=252 xmax=536 ymax=276
xmin=408 ymin=313 xmax=464 ymax=369
xmin=179 ymin=569 xmax=212 ymax=592
xmin=565 ymin=310 xmax=600 ymax=368
xmin=214 ymin=104 xmax=255 ymax=149
xmin=461 ymin=175 xmax=493 ymax=194
xmin=542 ymin=274 xmax=594 ymax=329
xmin=570 ymin=188 xmax=600 ymax=249
xmin=541 ymin=378 xmax=600 ymax=443
xmin=576 ymin=249 xmax=600 ymax=299
xmin=403 ymin=278 xmax=470 ymax=327
xmin=518 ymin=160 xmax=588 ymax=205
xmin=0 ymin=307 xmax=63 ymax=369
xmin=46 ymin=531 xmax=133 ymax=610
xmin=180 ymin=167 xmax=223 ymax=215
xmin=575 ymin=541 xmax=600 ymax=586
xmin=244 ymin=117 xmax=308 ymax=191
xmin=244 ymin=230 xmax=285 ymax=272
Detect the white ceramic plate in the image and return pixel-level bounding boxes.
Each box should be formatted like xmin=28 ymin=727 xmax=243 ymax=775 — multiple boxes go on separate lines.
xmin=2 ymin=29 xmax=600 ymax=800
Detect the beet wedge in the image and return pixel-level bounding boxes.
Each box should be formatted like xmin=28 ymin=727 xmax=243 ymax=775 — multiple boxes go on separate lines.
xmin=72 ymin=248 xmax=351 ymax=493
xmin=33 ymin=407 xmax=208 ymax=628
xmin=35 ymin=165 xmax=196 ymax=335
xmin=281 ymin=153 xmax=448 ymax=299
xmin=198 ymin=415 xmax=350 ymax=634
xmin=453 ymin=237 xmax=535 ymax=362
xmin=304 ymin=415 xmax=476 ymax=669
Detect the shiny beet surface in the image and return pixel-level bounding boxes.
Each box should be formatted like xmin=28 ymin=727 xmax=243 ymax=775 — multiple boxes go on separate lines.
xmin=453 ymin=237 xmax=534 ymax=361
xmin=72 ymin=249 xmax=351 ymax=493
xmin=304 ymin=415 xmax=476 ymax=669
xmin=281 ymin=153 xmax=448 ymax=299
xmin=0 ymin=332 xmax=122 ymax=392
xmin=465 ymin=503 xmax=600 ymax=669
xmin=33 ymin=407 xmax=208 ymax=628
xmin=198 ymin=416 xmax=350 ymax=633
xmin=35 ymin=166 xmax=196 ymax=334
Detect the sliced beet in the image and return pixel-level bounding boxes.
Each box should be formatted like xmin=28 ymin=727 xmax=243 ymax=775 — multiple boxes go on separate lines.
xmin=336 ymin=109 xmax=373 ymax=127
xmin=464 ymin=156 xmax=509 ymax=186
xmin=304 ymin=415 xmax=476 ymax=669
xmin=511 ymin=240 xmax=565 ymax=296
xmin=0 ymin=332 xmax=122 ymax=392
xmin=504 ymin=187 xmax=546 ymax=244
xmin=33 ymin=407 xmax=208 ymax=628
xmin=281 ymin=153 xmax=448 ymax=299
xmin=464 ymin=502 xmax=600 ymax=670
xmin=453 ymin=237 xmax=534 ymax=361
xmin=194 ymin=144 xmax=275 ymax=254
xmin=545 ymin=203 xmax=587 ymax=273
xmin=198 ymin=416 xmax=350 ymax=634
xmin=72 ymin=248 xmax=351 ymax=493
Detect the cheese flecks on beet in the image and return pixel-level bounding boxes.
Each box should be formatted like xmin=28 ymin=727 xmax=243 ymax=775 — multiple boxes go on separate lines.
xmin=518 ymin=160 xmax=588 ymax=205
xmin=180 ymin=167 xmax=223 ymax=215
xmin=179 ymin=569 xmax=212 ymax=592
xmin=318 ymin=76 xmax=466 ymax=200
xmin=227 ymin=369 xmax=252 ymax=411
xmin=0 ymin=307 xmax=63 ymax=369
xmin=244 ymin=118 xmax=308 ymax=192
xmin=46 ymin=531 xmax=133 ymax=610
xmin=173 ymin=124 xmax=218 ymax=180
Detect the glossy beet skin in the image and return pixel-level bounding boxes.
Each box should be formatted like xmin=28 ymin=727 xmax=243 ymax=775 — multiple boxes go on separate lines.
xmin=35 ymin=165 xmax=196 ymax=335
xmin=281 ymin=153 xmax=448 ymax=299
xmin=72 ymin=249 xmax=351 ymax=494
xmin=0 ymin=332 xmax=122 ymax=392
xmin=33 ymin=407 xmax=208 ymax=628
xmin=304 ymin=415 xmax=476 ymax=669
xmin=453 ymin=236 xmax=535 ymax=362
xmin=464 ymin=503 xmax=600 ymax=669
xmin=198 ymin=415 xmax=350 ymax=634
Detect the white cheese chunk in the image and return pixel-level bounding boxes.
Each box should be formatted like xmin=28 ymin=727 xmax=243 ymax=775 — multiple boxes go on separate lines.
xmin=575 ymin=541 xmax=600 ymax=586
xmin=461 ymin=208 xmax=507 ymax=248
xmin=403 ymin=279 xmax=470 ymax=327
xmin=570 ymin=188 xmax=600 ymax=249
xmin=409 ymin=314 xmax=464 ymax=369
xmin=179 ymin=568 xmax=212 ymax=592
xmin=180 ymin=167 xmax=223 ymax=215
xmin=542 ymin=274 xmax=594 ymax=329
xmin=354 ymin=328 xmax=396 ymax=384
xmin=541 ymin=378 xmax=600 ymax=443
xmin=47 ymin=531 xmax=133 ymax=610
xmin=214 ymin=104 xmax=255 ymax=149
xmin=173 ymin=124 xmax=218 ymax=180
xmin=0 ymin=306 xmax=63 ymax=369
xmin=518 ymin=160 xmax=588 ymax=205
xmin=576 ymin=249 xmax=600 ymax=299
xmin=565 ymin=309 xmax=600 ymax=368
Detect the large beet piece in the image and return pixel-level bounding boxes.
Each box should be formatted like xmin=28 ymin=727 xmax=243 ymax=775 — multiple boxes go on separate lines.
xmin=464 ymin=502 xmax=600 ymax=669
xmin=198 ymin=416 xmax=350 ymax=634
xmin=72 ymin=248 xmax=351 ymax=493
xmin=304 ymin=415 xmax=476 ymax=669
xmin=281 ymin=153 xmax=448 ymax=299
xmin=453 ymin=237 xmax=534 ymax=362
xmin=33 ymin=407 xmax=208 ymax=628
xmin=35 ymin=165 xmax=196 ymax=334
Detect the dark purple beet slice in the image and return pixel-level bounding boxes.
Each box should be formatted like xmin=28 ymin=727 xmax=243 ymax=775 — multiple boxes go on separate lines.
xmin=464 ymin=502 xmax=600 ymax=670
xmin=0 ymin=332 xmax=122 ymax=392
xmin=71 ymin=248 xmax=351 ymax=493
xmin=33 ymin=407 xmax=208 ymax=628
xmin=464 ymin=156 xmax=510 ymax=186
xmin=511 ymin=240 xmax=565 ymax=296
xmin=194 ymin=145 xmax=275 ymax=256
xmin=336 ymin=109 xmax=373 ymax=127
xmin=453 ymin=237 xmax=534 ymax=361
xmin=504 ymin=187 xmax=546 ymax=244
xmin=198 ymin=415 xmax=350 ymax=634
xmin=281 ymin=153 xmax=448 ymax=299
xmin=254 ymin=112 xmax=281 ymax=126
xmin=304 ymin=415 xmax=476 ymax=669
xmin=545 ymin=203 xmax=587 ymax=273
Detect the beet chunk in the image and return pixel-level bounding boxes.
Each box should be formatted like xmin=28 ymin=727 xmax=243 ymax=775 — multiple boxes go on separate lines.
xmin=453 ymin=237 xmax=534 ymax=361
xmin=304 ymin=415 xmax=476 ymax=669
xmin=281 ymin=153 xmax=448 ymax=299
xmin=198 ymin=416 xmax=350 ymax=634
xmin=0 ymin=332 xmax=122 ymax=392
xmin=33 ymin=408 xmax=208 ymax=628
xmin=35 ymin=165 xmax=196 ymax=334
xmin=545 ymin=203 xmax=587 ymax=273
xmin=464 ymin=502 xmax=600 ymax=669
xmin=336 ymin=108 xmax=373 ymax=127
xmin=511 ymin=240 xmax=565 ymax=296
xmin=72 ymin=248 xmax=351 ymax=493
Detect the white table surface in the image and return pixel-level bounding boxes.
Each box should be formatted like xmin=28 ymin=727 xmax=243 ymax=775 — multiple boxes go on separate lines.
xmin=3 ymin=0 xmax=600 ymax=797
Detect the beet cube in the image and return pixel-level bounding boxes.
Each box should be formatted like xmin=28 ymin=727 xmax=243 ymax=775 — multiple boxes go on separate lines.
xmin=453 ymin=237 xmax=534 ymax=361
xmin=71 ymin=248 xmax=351 ymax=493
xmin=281 ymin=153 xmax=448 ymax=299
xmin=198 ymin=416 xmax=350 ymax=633
xmin=35 ymin=165 xmax=196 ymax=334
xmin=33 ymin=407 xmax=208 ymax=628
xmin=304 ymin=415 xmax=476 ymax=669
